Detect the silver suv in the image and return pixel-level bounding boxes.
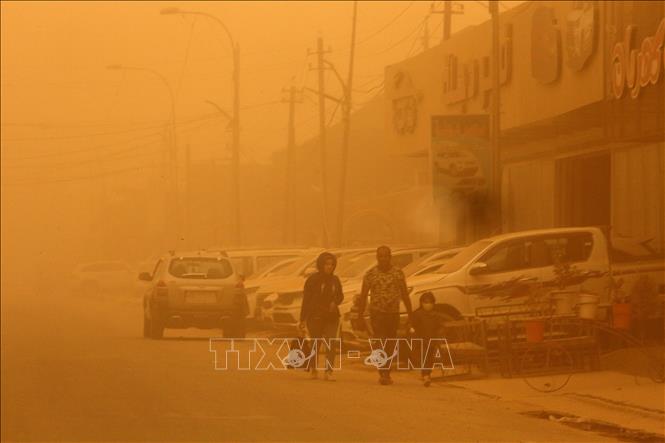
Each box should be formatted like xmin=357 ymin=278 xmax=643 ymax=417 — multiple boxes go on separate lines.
xmin=139 ymin=251 xmax=243 ymax=339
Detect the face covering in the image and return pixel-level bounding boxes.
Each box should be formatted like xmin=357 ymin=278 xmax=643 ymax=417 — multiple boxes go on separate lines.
xmin=422 ymin=302 xmax=434 ymax=311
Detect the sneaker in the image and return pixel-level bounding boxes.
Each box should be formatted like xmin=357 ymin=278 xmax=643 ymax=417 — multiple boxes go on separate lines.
xmin=324 ymin=370 xmax=336 ymax=382
xmin=423 ymin=375 xmax=431 ymax=387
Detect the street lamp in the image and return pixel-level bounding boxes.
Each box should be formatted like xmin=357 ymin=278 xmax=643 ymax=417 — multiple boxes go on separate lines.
xmin=161 ymin=7 xmax=241 ymax=246
xmin=106 ymin=64 xmax=180 ymax=245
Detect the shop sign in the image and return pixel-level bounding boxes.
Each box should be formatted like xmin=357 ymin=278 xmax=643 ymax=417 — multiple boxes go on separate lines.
xmin=442 ymin=25 xmax=512 ymax=105
xmin=431 ymin=115 xmax=490 ymax=198
xmin=611 ymin=17 xmax=665 ymax=99
xmin=391 ymin=70 xmax=422 ymax=135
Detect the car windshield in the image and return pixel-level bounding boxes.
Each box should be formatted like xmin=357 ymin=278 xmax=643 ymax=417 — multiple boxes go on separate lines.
xmin=169 ymin=257 xmax=233 ymax=279
xmin=262 ymin=258 xmax=297 ymax=277
xmin=437 ymin=240 xmax=492 ymax=274
xmin=337 ymin=253 xmax=375 ymax=279
xmin=272 ymin=255 xmax=316 ymax=277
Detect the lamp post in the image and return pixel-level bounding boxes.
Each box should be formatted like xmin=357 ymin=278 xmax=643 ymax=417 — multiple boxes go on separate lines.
xmin=107 ymin=64 xmax=180 ymax=246
xmin=161 ymin=7 xmax=241 ymax=246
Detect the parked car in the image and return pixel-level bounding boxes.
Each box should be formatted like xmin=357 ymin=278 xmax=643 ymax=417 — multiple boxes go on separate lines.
xmin=139 ymin=250 xmax=242 ymax=339
xmin=350 ymin=227 xmax=664 ymax=338
xmin=243 ymin=256 xmax=300 ymax=322
xmin=71 ymin=260 xmax=135 ymax=296
xmin=224 ymin=248 xmax=313 ymax=279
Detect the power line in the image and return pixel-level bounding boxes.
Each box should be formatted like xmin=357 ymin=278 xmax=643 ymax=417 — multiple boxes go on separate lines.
xmin=1 ymin=163 xmax=161 ymax=187
xmin=360 ymin=17 xmax=427 ymax=58
xmin=355 ymin=2 xmax=415 ymax=46
xmin=4 ymin=115 xmax=224 ymax=170
xmin=0 ymin=112 xmax=219 ymax=142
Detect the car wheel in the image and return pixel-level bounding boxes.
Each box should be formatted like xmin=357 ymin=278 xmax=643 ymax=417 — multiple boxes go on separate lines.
xmin=143 ymin=312 xmax=151 ymax=338
xmin=150 ymin=309 xmax=164 ymax=339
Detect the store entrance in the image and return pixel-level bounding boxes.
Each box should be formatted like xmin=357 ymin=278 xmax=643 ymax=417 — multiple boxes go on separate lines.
xmin=556 ymin=152 xmax=610 ymax=228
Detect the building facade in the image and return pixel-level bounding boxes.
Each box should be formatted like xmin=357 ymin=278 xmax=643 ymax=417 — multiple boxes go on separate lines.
xmin=382 ymin=0 xmax=664 ymax=251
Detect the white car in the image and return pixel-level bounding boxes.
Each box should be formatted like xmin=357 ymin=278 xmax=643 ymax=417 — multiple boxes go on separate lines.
xmin=225 ymin=248 xmax=314 ymax=278
xmin=140 ymin=250 xmax=242 ymax=339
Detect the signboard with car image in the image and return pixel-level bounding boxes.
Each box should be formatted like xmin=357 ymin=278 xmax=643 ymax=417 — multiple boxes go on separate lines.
xmin=431 ymin=115 xmax=491 ymax=199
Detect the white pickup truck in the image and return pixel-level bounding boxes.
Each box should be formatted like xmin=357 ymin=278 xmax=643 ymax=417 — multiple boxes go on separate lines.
xmin=367 ymin=227 xmax=664 ymax=323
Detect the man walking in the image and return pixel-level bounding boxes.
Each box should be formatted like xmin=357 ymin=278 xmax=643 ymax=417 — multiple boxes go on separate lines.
xmin=356 ymin=246 xmax=414 ymax=385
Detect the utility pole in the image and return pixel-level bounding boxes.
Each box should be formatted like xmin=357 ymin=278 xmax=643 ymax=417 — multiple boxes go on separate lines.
xmin=489 ymin=0 xmax=502 ymax=228
xmin=310 ymin=37 xmax=332 ymax=247
xmin=336 ymin=1 xmax=358 ymax=247
xmin=281 ymin=85 xmax=303 ymax=245
xmin=185 ymin=143 xmax=191 ymax=248
xmin=430 ymin=1 xmax=464 ymax=42
xmin=422 ymin=15 xmax=430 ymax=51
xmin=232 ymin=43 xmax=241 ymax=246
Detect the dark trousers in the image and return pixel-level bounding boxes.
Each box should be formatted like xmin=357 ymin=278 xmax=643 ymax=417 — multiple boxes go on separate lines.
xmin=416 ymin=337 xmax=437 ymax=376
xmin=370 ymin=311 xmax=400 ymax=377
xmin=306 ymin=316 xmax=340 ymax=371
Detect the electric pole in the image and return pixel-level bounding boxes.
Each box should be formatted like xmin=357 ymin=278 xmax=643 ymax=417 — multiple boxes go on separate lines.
xmin=232 ymin=43 xmax=241 ymax=246
xmin=310 ymin=37 xmax=332 ymax=247
xmin=422 ymin=15 xmax=430 ymax=51
xmin=430 ymin=1 xmax=464 ymax=42
xmin=489 ymin=0 xmax=502 ymax=227
xmin=336 ymin=1 xmax=358 ymax=247
xmin=282 ymin=85 xmax=303 ymax=245
xmin=185 ymin=143 xmax=191 ymax=248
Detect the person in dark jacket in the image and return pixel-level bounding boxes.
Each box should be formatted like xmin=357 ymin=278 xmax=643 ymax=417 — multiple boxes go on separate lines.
xmin=298 ymin=252 xmax=344 ymax=381
xmin=410 ymin=291 xmax=447 ymax=387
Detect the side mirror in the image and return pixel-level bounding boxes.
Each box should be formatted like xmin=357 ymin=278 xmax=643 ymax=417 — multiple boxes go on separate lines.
xmin=303 ymin=266 xmax=317 ymax=277
xmin=469 ymin=262 xmax=488 ymax=275
xmin=138 ymin=272 xmax=152 ymax=282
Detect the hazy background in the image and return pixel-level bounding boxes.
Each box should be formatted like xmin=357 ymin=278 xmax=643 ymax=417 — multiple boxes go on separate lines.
xmin=1 ymin=1 xmax=513 ymax=288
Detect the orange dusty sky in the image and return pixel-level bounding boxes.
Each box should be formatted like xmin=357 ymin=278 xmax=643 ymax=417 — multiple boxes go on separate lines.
xmin=1 ymin=1 xmax=517 ymax=170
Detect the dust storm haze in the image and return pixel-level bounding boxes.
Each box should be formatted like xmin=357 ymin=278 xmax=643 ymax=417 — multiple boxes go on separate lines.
xmin=1 ymin=1 xmax=493 ymax=284
xmin=2 ymin=1 xmax=664 ymax=443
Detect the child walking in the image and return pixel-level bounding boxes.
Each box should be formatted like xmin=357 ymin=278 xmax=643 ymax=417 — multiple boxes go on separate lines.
xmin=410 ymin=292 xmax=447 ymax=387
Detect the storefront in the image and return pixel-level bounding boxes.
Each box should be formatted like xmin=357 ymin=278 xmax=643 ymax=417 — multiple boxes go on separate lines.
xmin=384 ymin=1 xmax=664 ymax=251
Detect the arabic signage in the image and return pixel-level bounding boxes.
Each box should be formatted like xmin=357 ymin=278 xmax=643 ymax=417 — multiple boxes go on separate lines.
xmin=610 ymin=17 xmax=665 ymax=99
xmin=391 ymin=70 xmax=422 ymax=135
xmin=441 ymin=25 xmax=512 ymax=106
xmin=431 ymin=115 xmax=490 ymax=199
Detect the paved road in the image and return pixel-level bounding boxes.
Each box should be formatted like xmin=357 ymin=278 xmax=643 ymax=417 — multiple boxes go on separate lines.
xmin=1 ymin=285 xmax=615 ymax=442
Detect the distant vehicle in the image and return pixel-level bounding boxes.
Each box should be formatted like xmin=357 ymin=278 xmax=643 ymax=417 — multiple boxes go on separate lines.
xmin=224 ymin=248 xmax=313 ymax=279
xmin=71 ymin=261 xmax=135 ymax=296
xmin=139 ymin=250 xmax=242 ymax=339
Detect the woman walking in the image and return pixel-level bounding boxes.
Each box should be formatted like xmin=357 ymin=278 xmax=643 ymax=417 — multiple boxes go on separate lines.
xmin=298 ymin=252 xmax=344 ymax=380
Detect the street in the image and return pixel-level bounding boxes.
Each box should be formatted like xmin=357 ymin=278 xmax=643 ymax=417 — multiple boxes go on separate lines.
xmin=2 ymin=286 xmax=617 ymax=443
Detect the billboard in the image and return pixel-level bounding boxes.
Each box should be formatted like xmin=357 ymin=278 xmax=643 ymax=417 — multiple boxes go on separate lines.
xmin=431 ymin=115 xmax=491 ymax=199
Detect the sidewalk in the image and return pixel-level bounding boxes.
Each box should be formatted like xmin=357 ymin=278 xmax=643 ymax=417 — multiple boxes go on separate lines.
xmin=443 ymin=370 xmax=664 ymax=438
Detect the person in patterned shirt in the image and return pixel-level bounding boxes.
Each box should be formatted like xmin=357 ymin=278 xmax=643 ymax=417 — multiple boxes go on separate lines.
xmin=356 ymin=245 xmax=414 ymax=385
